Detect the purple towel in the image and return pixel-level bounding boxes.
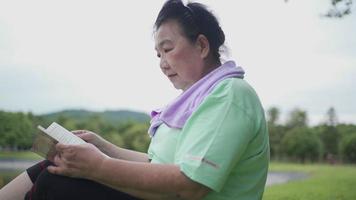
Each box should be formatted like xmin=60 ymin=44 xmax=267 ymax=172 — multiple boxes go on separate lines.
xmin=148 ymin=60 xmax=245 ymax=136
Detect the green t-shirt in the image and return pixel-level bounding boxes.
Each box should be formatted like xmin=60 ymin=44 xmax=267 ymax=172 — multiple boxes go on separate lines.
xmin=148 ymin=78 xmax=269 ymax=200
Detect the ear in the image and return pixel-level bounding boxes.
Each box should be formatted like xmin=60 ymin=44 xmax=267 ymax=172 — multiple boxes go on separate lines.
xmin=196 ymin=34 xmax=210 ymax=59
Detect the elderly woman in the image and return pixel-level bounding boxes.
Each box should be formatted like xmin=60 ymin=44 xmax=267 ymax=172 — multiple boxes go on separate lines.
xmin=0 ymin=0 xmax=269 ymax=199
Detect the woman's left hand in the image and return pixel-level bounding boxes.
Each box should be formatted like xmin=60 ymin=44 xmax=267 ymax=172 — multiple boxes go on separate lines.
xmin=47 ymin=143 xmax=109 ymax=180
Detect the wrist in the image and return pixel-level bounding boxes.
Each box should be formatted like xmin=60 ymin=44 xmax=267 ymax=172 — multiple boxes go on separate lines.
xmin=90 ymin=155 xmax=111 ymax=182
xmin=99 ymin=140 xmax=114 ymax=155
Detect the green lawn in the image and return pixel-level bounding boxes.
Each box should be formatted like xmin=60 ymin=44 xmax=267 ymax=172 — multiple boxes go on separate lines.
xmin=264 ymin=162 xmax=356 ymax=200
xmin=1 ymin=153 xmax=355 ymax=200
xmin=0 ymin=151 xmax=42 ymax=160
xmin=0 ymin=170 xmax=22 ymax=188
xmin=0 ymin=151 xmax=41 ymax=188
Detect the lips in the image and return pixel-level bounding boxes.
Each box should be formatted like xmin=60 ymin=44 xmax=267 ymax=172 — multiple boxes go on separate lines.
xmin=167 ymin=73 xmax=177 ymax=78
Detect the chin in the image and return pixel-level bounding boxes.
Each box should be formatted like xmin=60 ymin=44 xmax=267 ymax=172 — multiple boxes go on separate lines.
xmin=172 ymin=83 xmax=183 ymax=91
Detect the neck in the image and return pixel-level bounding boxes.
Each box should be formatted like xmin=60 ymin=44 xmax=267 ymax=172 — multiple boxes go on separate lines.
xmin=181 ymin=59 xmax=221 ymax=92
xmin=201 ymin=59 xmax=221 ymax=78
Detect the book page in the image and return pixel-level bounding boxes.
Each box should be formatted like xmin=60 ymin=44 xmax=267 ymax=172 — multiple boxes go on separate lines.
xmin=32 ymin=122 xmax=86 ymax=159
xmin=44 ymin=122 xmax=85 ymax=145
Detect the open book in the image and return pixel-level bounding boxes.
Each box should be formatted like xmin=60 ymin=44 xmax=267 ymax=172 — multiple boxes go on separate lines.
xmin=31 ymin=122 xmax=86 ymax=159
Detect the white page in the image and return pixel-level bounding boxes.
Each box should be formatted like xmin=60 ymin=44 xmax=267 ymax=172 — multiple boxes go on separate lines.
xmin=38 ymin=122 xmax=86 ymax=145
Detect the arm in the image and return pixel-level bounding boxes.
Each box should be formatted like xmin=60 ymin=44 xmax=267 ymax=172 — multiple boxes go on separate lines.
xmin=93 ymin=158 xmax=210 ymax=200
xmin=48 ymin=143 xmax=210 ymax=200
xmin=100 ymin=140 xmax=149 ymax=162
xmin=73 ymin=130 xmax=149 ymax=162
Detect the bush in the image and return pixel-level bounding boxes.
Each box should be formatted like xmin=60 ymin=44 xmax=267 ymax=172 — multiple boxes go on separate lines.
xmin=340 ymin=133 xmax=356 ymax=163
xmin=281 ymin=127 xmax=323 ymax=162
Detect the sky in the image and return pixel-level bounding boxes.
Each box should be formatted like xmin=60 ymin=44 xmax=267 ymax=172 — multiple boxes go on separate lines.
xmin=0 ymin=0 xmax=355 ymax=125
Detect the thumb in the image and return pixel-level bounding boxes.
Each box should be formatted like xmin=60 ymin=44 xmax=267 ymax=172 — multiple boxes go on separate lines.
xmin=47 ymin=165 xmax=63 ymax=175
xmin=55 ymin=143 xmax=70 ymax=152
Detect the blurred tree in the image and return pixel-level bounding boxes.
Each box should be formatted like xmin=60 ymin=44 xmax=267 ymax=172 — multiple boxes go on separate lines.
xmin=340 ymin=133 xmax=356 ymax=163
xmin=286 ymin=108 xmax=308 ymax=130
xmin=317 ymin=107 xmax=340 ymax=161
xmin=0 ymin=110 xmax=153 ymax=152
xmin=326 ymin=107 xmax=338 ymax=126
xmin=325 ymin=0 xmax=353 ymax=18
xmin=104 ymin=131 xmax=125 ymax=147
xmin=0 ymin=111 xmax=34 ymax=150
xmin=267 ymin=107 xmax=280 ymax=125
xmin=57 ymin=115 xmax=77 ymax=131
xmin=337 ymin=123 xmax=356 ymax=138
xmin=79 ymin=115 xmax=105 ymax=133
xmin=267 ymin=107 xmax=285 ymax=159
xmin=314 ymin=124 xmax=339 ymax=161
xmin=285 ymin=0 xmax=353 ymax=18
xmin=121 ymin=123 xmax=150 ymax=152
xmin=268 ymin=125 xmax=286 ymax=160
xmin=281 ymin=127 xmax=323 ymax=162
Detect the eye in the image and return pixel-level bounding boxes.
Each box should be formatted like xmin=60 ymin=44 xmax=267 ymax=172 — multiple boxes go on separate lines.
xmin=156 ymin=53 xmax=161 ymax=58
xmin=164 ymin=48 xmax=172 ymax=53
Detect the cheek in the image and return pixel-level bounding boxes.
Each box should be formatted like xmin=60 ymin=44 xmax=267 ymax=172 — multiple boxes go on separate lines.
xmin=169 ymin=48 xmax=196 ymax=68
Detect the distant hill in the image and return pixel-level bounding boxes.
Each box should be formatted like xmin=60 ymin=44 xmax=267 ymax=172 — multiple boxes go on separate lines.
xmin=41 ymin=109 xmax=150 ymax=125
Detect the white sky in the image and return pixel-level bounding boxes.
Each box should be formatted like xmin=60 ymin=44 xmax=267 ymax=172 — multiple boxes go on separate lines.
xmin=0 ymin=0 xmax=355 ymax=125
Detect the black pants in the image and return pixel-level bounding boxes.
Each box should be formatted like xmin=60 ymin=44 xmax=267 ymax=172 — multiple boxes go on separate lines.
xmin=25 ymin=160 xmax=141 ymax=200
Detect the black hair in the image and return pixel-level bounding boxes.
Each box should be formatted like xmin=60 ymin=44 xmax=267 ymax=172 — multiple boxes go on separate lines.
xmin=154 ymin=0 xmax=225 ymax=62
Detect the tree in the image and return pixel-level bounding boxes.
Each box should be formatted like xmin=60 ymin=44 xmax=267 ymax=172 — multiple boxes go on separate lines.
xmin=267 ymin=107 xmax=280 ymax=125
xmin=285 ymin=0 xmax=353 ymax=18
xmin=340 ymin=133 xmax=356 ymax=163
xmin=266 ymin=107 xmax=285 ymax=159
xmin=314 ymin=125 xmax=339 ymax=160
xmin=325 ymin=107 xmax=338 ymax=126
xmin=121 ymin=123 xmax=150 ymax=152
xmin=325 ymin=0 xmax=353 ymax=18
xmin=57 ymin=115 xmax=77 ymax=131
xmin=104 ymin=131 xmax=125 ymax=147
xmin=0 ymin=111 xmax=34 ymax=150
xmin=285 ymin=108 xmax=308 ymax=130
xmin=281 ymin=127 xmax=323 ymax=162
xmin=314 ymin=107 xmax=340 ymax=160
xmin=337 ymin=123 xmax=356 ymax=139
xmin=268 ymin=124 xmax=286 ymax=160
xmin=76 ymin=115 xmax=105 ymax=133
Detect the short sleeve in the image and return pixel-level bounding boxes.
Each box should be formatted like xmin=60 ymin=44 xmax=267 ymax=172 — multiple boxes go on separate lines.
xmin=174 ymin=80 xmax=257 ymax=192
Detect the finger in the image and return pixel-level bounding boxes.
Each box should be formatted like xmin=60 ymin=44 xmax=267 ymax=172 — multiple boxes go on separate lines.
xmin=71 ymin=130 xmax=87 ymax=135
xmin=74 ymin=132 xmax=92 ymax=141
xmin=55 ymin=143 xmax=70 ymax=152
xmin=53 ymin=154 xmax=62 ymax=166
xmin=47 ymin=165 xmax=65 ymax=175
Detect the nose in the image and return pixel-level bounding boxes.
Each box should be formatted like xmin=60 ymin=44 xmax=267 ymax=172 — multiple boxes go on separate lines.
xmin=160 ymin=57 xmax=169 ymax=71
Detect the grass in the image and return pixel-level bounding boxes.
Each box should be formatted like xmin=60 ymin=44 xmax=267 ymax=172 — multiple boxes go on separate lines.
xmin=0 ymin=151 xmax=42 ymax=160
xmin=0 ymin=151 xmax=41 ymax=188
xmin=263 ymin=162 xmax=356 ymax=200
xmin=1 ymin=152 xmax=355 ymax=199
xmin=0 ymin=170 xmax=22 ymax=188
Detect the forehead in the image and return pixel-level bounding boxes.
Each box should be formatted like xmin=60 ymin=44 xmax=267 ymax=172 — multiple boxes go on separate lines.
xmin=154 ymin=20 xmax=185 ymax=48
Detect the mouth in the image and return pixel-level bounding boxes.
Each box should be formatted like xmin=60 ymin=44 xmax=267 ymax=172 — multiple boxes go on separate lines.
xmin=167 ymin=73 xmax=178 ymax=78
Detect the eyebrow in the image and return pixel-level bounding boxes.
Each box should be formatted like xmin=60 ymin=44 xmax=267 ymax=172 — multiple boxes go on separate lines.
xmin=155 ymin=39 xmax=173 ymax=50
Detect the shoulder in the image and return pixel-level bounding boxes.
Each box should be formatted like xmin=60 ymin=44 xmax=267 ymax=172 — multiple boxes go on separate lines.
xmin=200 ymin=78 xmax=265 ymax=124
xmin=207 ymin=78 xmax=261 ymax=107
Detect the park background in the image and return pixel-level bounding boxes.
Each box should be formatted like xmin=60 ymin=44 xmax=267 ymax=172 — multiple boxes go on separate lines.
xmin=1 ymin=0 xmax=355 ymax=199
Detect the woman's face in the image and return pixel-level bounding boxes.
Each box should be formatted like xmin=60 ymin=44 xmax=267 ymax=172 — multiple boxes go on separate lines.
xmin=154 ymin=20 xmax=205 ymax=91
